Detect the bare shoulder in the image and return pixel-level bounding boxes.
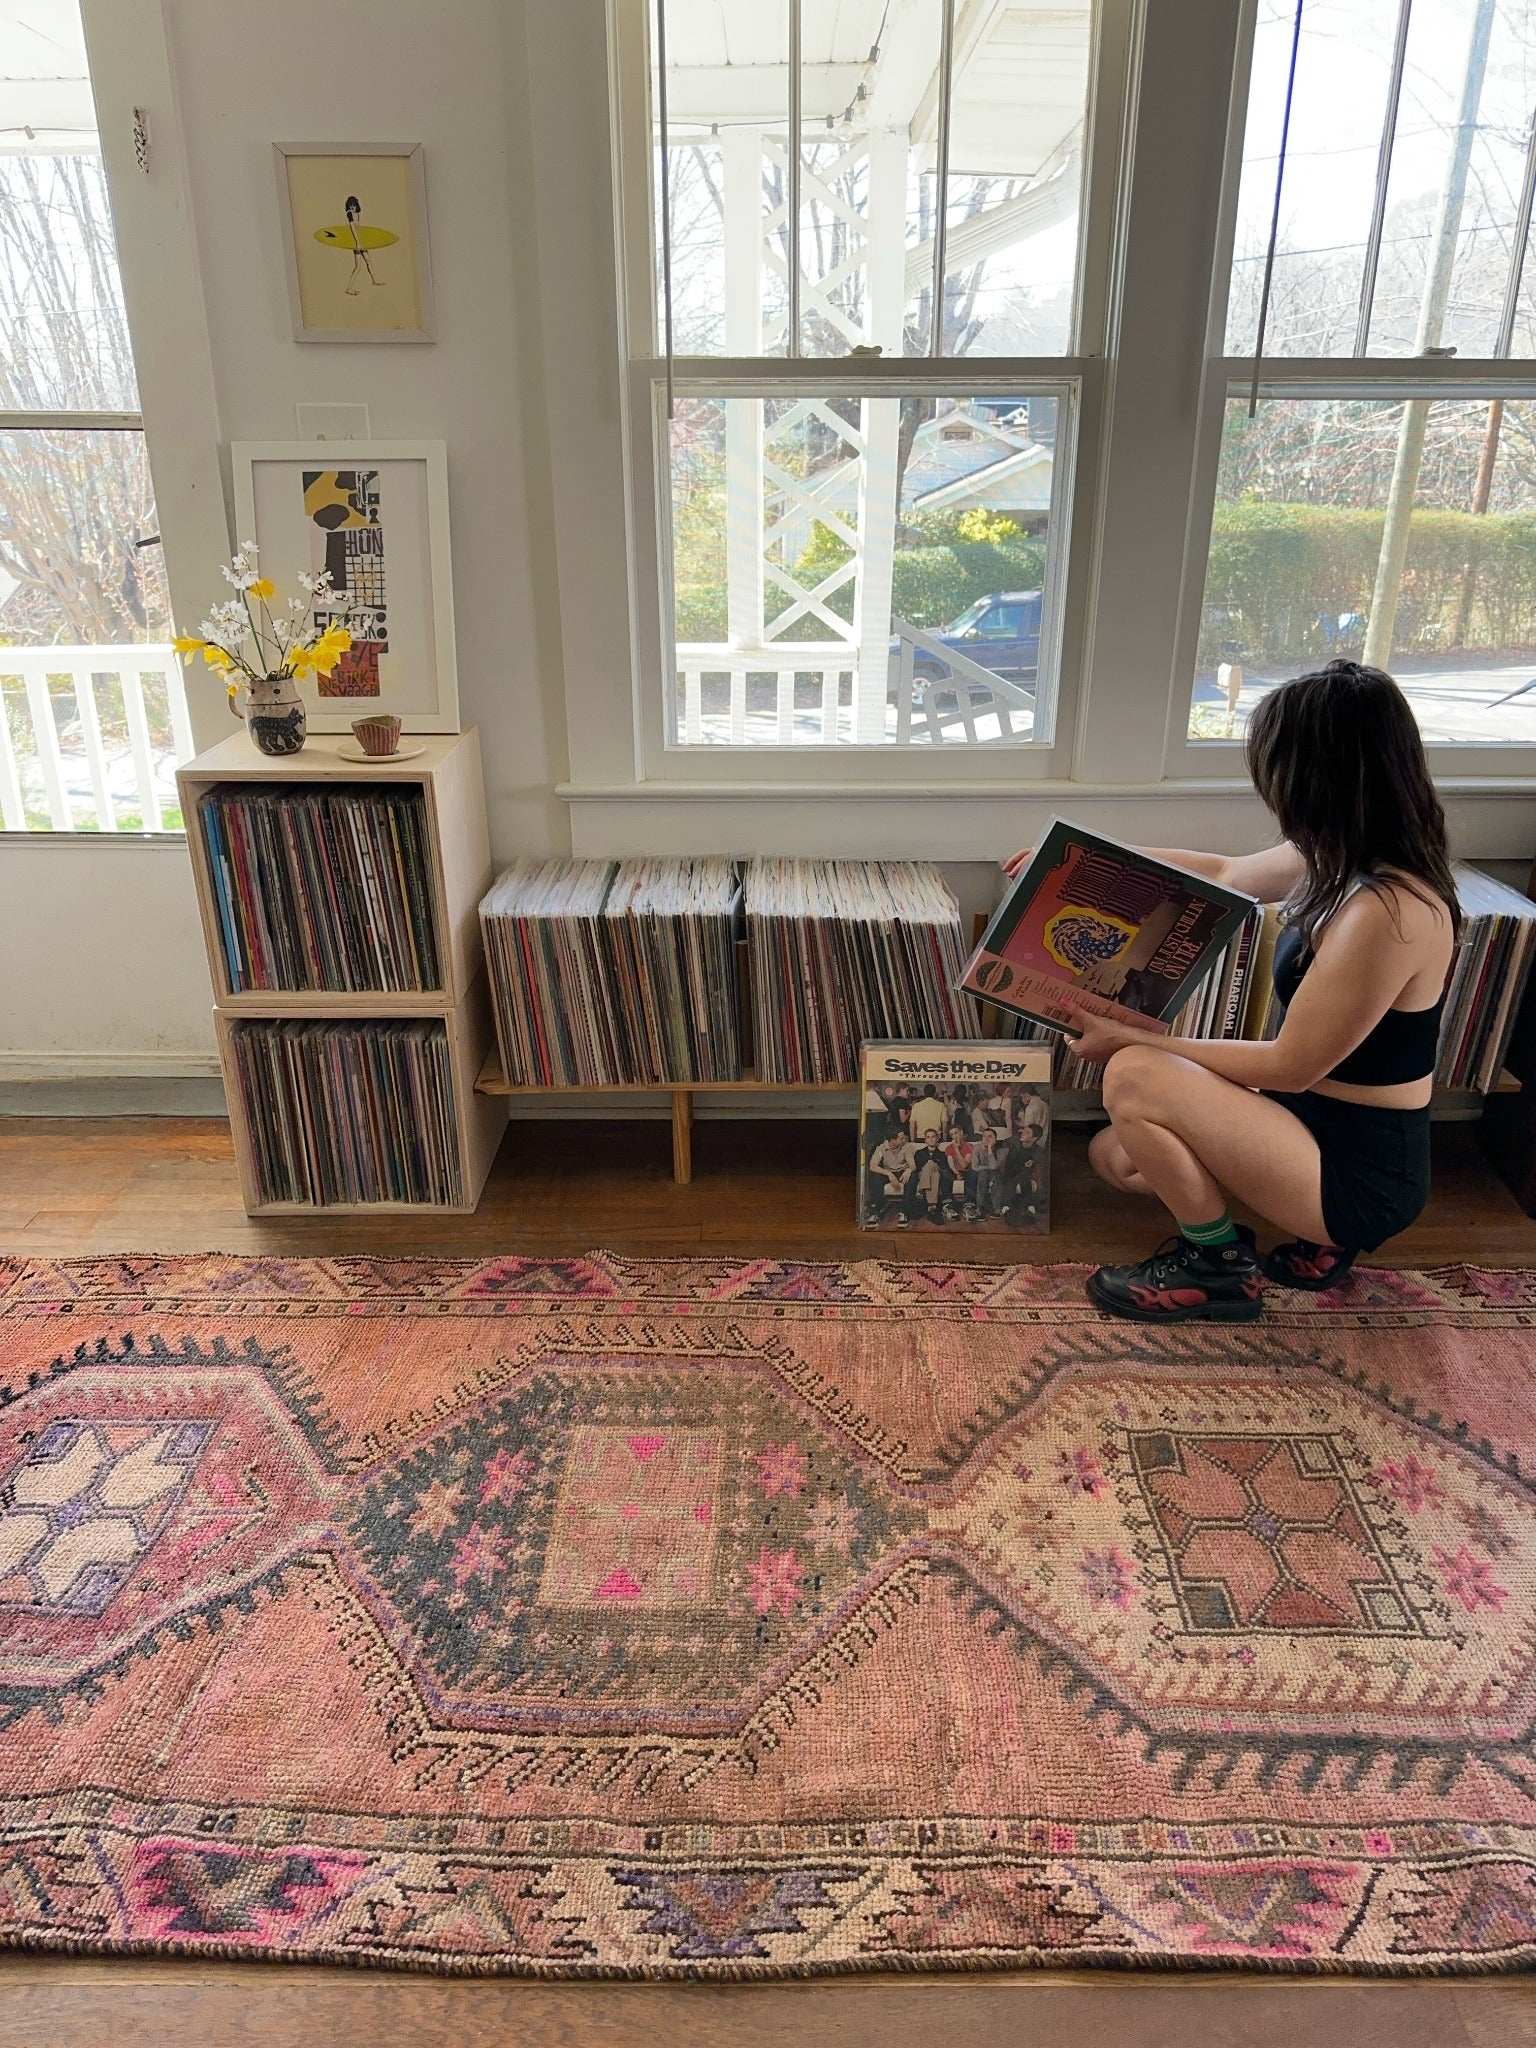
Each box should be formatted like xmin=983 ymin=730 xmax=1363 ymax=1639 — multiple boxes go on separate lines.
xmin=1327 ymin=874 xmax=1454 ymax=960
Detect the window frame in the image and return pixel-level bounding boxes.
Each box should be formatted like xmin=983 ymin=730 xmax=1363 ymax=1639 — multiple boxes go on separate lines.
xmin=609 ymin=0 xmax=1135 ymax=788
xmin=1164 ymin=0 xmax=1536 ymax=784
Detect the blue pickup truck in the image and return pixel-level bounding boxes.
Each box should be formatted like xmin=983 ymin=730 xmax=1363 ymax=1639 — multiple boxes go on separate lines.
xmin=895 ymin=589 xmax=1043 ymax=687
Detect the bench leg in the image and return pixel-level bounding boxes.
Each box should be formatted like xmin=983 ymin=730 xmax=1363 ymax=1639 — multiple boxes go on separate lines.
xmin=671 ymin=1089 xmax=694 ymax=1183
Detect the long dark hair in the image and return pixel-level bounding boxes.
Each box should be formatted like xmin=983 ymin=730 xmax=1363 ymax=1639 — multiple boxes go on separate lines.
xmin=1245 ymin=660 xmax=1459 ymax=943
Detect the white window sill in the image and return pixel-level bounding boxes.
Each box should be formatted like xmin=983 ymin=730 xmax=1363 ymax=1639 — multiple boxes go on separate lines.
xmin=558 ymin=778 xmax=1536 ymax=862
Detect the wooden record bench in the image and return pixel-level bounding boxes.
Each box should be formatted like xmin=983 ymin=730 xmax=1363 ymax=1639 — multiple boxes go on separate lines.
xmin=473 ymin=1049 xmax=855 ymax=1184
xmin=472 ymin=1045 xmax=1520 ymax=1189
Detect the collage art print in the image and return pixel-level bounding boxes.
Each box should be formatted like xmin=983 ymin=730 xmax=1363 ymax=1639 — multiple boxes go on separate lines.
xmin=301 ymin=466 xmax=389 ymax=698
xmin=960 ymin=820 xmax=1256 ymax=1035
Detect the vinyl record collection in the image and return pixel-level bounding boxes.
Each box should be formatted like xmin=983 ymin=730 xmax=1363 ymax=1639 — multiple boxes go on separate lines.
xmin=199 ymin=786 xmax=440 ymax=993
xmin=747 ymin=859 xmax=980 ymax=1084
xmin=480 ymin=857 xmax=743 ymax=1085
xmin=229 ymin=1018 xmax=462 ymax=1206
xmin=1011 ymin=908 xmax=1262 ymax=1091
xmin=1435 ymin=865 xmax=1536 ymax=1091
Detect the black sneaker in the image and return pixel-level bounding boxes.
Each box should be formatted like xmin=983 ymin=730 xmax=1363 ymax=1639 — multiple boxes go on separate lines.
xmin=1087 ymin=1234 xmax=1264 ymax=1323
xmin=1263 ymin=1239 xmax=1357 ymax=1291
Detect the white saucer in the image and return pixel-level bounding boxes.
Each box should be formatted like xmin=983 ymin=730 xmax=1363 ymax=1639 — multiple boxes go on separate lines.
xmin=335 ymin=741 xmax=426 ymax=763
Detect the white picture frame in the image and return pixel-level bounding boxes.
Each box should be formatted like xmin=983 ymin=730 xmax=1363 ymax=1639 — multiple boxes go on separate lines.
xmin=273 ymin=142 xmax=434 ymax=344
xmin=231 ymin=440 xmax=460 ymax=735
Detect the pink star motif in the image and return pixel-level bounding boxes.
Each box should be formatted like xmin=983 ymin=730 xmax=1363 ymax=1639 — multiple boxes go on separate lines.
xmin=479 ymin=1446 xmax=536 ymax=1507
xmin=448 ymin=1522 xmax=504 ymax=1590
xmin=747 ymin=1545 xmax=802 ymax=1617
xmin=1434 ymin=1543 xmax=1509 ymax=1614
xmin=1375 ymin=1456 xmax=1445 ymax=1513
xmin=755 ymin=1442 xmax=807 ymax=1499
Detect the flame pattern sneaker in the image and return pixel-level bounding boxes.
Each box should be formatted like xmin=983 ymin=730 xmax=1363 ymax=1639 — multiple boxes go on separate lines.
xmin=1262 ymin=1238 xmax=1358 ymax=1291
xmin=1087 ymin=1234 xmax=1264 ymax=1323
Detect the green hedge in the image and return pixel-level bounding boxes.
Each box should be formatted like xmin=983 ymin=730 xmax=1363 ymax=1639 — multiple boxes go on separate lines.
xmin=1203 ymin=502 xmax=1536 ymax=666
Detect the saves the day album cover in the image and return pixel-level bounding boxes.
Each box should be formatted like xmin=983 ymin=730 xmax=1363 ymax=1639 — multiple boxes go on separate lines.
xmin=859 ymin=1042 xmax=1052 ymax=1234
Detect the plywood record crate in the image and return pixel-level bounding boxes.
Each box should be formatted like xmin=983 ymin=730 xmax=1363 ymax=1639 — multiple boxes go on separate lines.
xmin=177 ymin=727 xmax=506 ymax=1215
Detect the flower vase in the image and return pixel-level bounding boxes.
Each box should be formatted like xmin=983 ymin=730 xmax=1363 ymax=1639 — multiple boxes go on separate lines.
xmin=243 ymin=674 xmax=307 ymax=757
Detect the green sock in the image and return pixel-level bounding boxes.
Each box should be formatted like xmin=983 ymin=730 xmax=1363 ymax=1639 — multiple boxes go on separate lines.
xmin=1181 ymin=1211 xmax=1239 ymax=1250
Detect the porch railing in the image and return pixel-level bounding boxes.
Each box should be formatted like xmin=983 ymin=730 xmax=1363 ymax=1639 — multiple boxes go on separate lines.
xmin=0 ymin=643 xmax=192 ymax=833
xmin=676 ymin=615 xmax=1038 ymax=746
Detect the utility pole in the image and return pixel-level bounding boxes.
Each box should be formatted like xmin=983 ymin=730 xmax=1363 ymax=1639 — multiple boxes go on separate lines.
xmin=1362 ymin=0 xmax=1497 ymax=670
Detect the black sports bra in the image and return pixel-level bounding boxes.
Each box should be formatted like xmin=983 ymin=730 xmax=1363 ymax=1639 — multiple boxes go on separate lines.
xmin=1272 ymin=921 xmax=1443 ymax=1087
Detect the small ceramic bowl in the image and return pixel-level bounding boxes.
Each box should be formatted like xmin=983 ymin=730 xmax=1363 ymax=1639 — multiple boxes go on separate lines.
xmin=351 ymin=715 xmax=403 ymax=758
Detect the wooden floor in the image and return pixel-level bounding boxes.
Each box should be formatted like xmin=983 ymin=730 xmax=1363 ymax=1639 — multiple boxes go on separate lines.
xmin=4 ymin=1109 xmax=1536 ymax=1267
xmin=2 ymin=1111 xmax=1535 ymax=2048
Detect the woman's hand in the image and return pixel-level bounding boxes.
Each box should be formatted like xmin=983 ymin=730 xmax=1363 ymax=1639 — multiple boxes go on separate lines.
xmin=1060 ymin=1000 xmax=1161 ymax=1067
xmin=1002 ymin=846 xmax=1033 ymax=879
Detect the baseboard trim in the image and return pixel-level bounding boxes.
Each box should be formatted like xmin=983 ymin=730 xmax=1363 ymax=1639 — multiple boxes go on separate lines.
xmin=0 ymin=1051 xmax=222 ymax=1080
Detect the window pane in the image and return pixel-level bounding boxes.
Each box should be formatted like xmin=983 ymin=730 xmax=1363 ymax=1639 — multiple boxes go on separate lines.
xmin=1225 ymin=0 xmax=1536 ymax=360
xmin=668 ymin=387 xmax=1062 ymax=746
xmin=652 ymin=2 xmax=789 ymax=354
xmin=652 ymin=0 xmax=1091 ymax=359
xmin=0 ymin=431 xmax=178 ymax=831
xmin=938 ymin=2 xmax=1091 ymax=356
xmin=1191 ymin=394 xmax=1536 ymax=745
xmin=0 ymin=0 xmax=140 ymax=410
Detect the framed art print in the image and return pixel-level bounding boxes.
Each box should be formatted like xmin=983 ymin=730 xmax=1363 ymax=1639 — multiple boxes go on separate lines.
xmin=274 ymin=143 xmax=434 ymax=343
xmin=231 ymin=441 xmax=460 ymax=734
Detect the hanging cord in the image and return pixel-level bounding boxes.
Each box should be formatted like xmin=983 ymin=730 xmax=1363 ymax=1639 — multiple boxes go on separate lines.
xmin=655 ymin=0 xmax=675 ymax=419
xmin=1249 ymin=0 xmax=1306 ymax=418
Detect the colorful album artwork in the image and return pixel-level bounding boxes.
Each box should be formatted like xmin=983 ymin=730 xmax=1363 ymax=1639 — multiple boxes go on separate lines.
xmin=959 ymin=820 xmax=1256 ymax=1036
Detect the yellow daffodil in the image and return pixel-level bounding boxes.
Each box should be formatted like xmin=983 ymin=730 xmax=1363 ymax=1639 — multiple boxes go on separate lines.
xmin=172 ymin=635 xmax=206 ymax=658
xmin=304 ymin=626 xmax=353 ymax=678
xmin=203 ymin=647 xmax=235 ymax=676
xmin=248 ymin=578 xmax=275 ymax=602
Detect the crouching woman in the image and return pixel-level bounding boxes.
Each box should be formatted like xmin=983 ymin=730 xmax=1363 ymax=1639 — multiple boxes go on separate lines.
xmin=1042 ymin=662 xmax=1458 ymax=1322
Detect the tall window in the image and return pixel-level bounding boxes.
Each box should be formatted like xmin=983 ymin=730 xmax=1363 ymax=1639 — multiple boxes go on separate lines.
xmin=1191 ymin=0 xmax=1536 ymax=749
xmin=636 ymin=0 xmax=1100 ymax=754
xmin=0 ymin=1 xmax=188 ymax=831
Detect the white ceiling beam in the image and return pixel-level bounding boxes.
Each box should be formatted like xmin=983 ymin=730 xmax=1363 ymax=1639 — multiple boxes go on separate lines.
xmin=902 ymin=152 xmax=1079 ymax=295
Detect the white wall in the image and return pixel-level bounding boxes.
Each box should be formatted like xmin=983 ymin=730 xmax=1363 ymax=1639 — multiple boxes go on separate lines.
xmin=0 ymin=839 xmax=217 ymax=1073
xmin=0 ymin=0 xmax=573 ymax=1073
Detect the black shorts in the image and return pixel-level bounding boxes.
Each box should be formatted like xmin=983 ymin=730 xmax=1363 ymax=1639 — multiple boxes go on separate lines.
xmin=1263 ymin=1090 xmax=1432 ymax=1252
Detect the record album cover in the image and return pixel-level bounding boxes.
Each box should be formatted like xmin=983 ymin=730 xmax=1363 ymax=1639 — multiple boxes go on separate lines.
xmin=859 ymin=1042 xmax=1052 ymax=1233
xmin=960 ymin=821 xmax=1257 ymax=1036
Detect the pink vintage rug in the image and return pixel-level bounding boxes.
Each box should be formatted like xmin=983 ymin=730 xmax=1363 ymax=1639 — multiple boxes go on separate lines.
xmin=0 ymin=1252 xmax=1534 ymax=1977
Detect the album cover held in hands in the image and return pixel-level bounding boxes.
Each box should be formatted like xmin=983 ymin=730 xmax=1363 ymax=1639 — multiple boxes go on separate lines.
xmin=858 ymin=1042 xmax=1052 ymax=1234
xmin=959 ymin=820 xmax=1257 ymax=1035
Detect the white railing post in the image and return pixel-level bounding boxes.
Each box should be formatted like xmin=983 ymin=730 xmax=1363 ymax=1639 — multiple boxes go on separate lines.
xmin=683 ymin=667 xmax=703 ymax=744
xmin=0 ymin=684 xmax=25 ymax=829
xmin=162 ymin=654 xmax=195 ymax=766
xmin=728 ymin=661 xmax=748 ymax=743
xmin=74 ymin=665 xmax=117 ymax=832
xmin=121 ymin=660 xmax=165 ymax=831
xmin=819 ymin=664 xmax=840 ymax=743
xmin=20 ymin=664 xmax=72 ymax=830
xmin=776 ymin=668 xmax=796 ymax=742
